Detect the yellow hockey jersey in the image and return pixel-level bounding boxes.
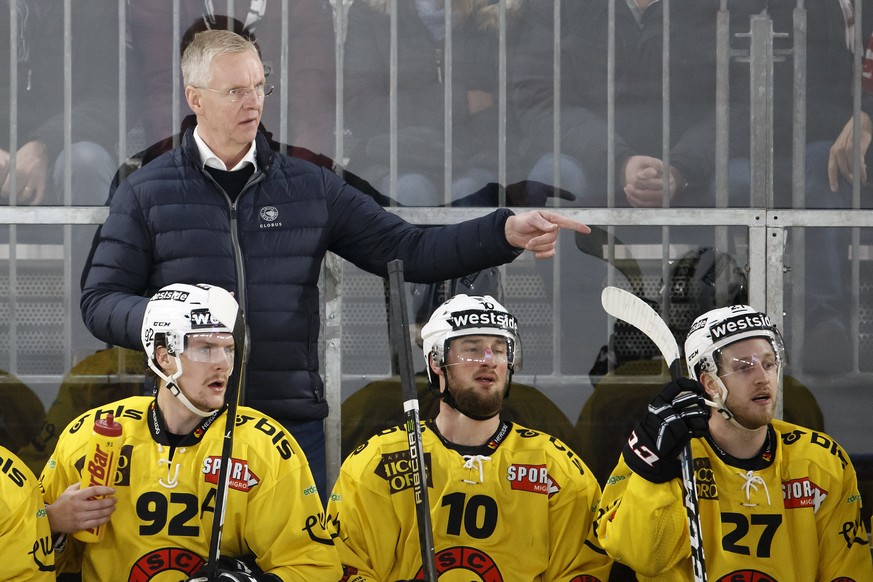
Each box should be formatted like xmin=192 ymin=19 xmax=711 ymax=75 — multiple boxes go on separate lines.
xmin=328 ymin=420 xmax=612 ymax=581
xmin=40 ymin=396 xmax=342 ymax=581
xmin=597 ymin=419 xmax=873 ymax=581
xmin=0 ymin=445 xmax=54 ymax=581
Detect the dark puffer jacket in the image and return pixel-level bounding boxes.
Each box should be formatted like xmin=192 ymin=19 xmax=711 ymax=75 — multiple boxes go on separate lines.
xmin=81 ymin=128 xmax=521 ymax=423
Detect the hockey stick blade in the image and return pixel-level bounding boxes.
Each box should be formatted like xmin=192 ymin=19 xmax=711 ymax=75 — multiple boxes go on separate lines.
xmin=207 ymin=286 xmax=239 ymax=332
xmin=600 ymin=286 xmax=708 ymax=581
xmin=205 ymin=285 xmax=249 ymax=575
xmin=600 ymin=287 xmax=681 ymax=377
xmin=387 ymin=259 xmax=438 ymax=582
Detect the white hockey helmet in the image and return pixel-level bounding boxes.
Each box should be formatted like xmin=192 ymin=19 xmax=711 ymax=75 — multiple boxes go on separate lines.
xmin=684 ymin=304 xmax=783 ymax=381
xmin=421 ymin=294 xmax=522 ymax=382
xmin=141 ymin=283 xmax=235 ymax=417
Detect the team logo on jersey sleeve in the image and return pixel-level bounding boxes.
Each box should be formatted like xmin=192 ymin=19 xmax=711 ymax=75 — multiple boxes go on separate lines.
xmin=782 ymin=477 xmax=827 ymax=512
xmin=506 ymin=464 xmax=560 ymax=498
xmin=202 ymin=457 xmax=260 ymax=492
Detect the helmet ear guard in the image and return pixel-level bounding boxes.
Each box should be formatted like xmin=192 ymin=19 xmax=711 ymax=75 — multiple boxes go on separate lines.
xmin=425 ymin=346 xmax=442 ymax=398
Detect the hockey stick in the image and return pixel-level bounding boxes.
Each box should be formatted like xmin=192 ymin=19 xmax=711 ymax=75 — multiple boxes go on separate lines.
xmin=575 ymin=226 xmax=645 ymax=297
xmin=387 ymin=259 xmax=438 ymax=582
xmin=601 ymin=286 xmax=708 ymax=582
xmin=204 ymin=286 xmax=250 ymax=576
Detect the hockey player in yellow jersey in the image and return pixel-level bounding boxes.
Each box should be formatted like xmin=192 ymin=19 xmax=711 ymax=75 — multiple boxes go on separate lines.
xmin=328 ymin=294 xmax=612 ymax=581
xmin=597 ymin=304 xmax=873 ymax=580
xmin=0 ymin=444 xmax=54 ymax=580
xmin=40 ymin=283 xmax=342 ymax=581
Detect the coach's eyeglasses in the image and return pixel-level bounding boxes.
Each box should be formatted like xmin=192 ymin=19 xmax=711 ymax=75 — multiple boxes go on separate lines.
xmin=194 ymin=83 xmax=274 ymax=103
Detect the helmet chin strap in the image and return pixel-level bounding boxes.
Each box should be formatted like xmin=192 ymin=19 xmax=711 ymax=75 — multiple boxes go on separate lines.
xmin=704 ymin=372 xmax=759 ymax=434
xmin=156 ymin=356 xmax=219 ymax=418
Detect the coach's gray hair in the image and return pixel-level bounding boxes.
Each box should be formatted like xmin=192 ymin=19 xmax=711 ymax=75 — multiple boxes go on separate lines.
xmin=181 ymin=29 xmax=259 ymax=88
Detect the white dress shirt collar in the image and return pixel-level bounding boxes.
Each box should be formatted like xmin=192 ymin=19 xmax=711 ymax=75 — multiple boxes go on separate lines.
xmin=192 ymin=125 xmax=257 ymax=171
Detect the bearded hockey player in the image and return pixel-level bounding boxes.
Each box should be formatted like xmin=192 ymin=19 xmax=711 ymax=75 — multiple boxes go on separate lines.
xmin=327 ymin=294 xmax=612 ymax=581
xmin=40 ymin=283 xmax=341 ymax=581
xmin=597 ymin=304 xmax=872 ymax=580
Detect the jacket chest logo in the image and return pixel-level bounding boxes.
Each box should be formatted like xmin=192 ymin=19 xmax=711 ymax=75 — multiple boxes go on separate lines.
xmin=259 ymin=206 xmax=282 ymax=229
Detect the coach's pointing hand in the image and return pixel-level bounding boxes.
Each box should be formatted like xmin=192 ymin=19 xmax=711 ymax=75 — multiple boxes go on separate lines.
xmin=505 ymin=210 xmax=591 ymax=259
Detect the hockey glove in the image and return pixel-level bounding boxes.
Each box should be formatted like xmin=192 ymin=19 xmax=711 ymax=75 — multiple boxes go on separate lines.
xmin=623 ymin=377 xmax=710 ymax=483
xmin=186 ymin=557 xmax=281 ymax=582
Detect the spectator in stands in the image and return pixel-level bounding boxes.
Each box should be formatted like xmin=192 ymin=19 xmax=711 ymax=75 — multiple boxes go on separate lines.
xmin=0 ymin=0 xmax=119 ymax=207
xmin=343 ymin=0 xmax=511 ymax=206
xmin=0 ymin=0 xmax=124 ymax=363
xmin=729 ymin=0 xmax=867 ymax=373
xmin=508 ymin=0 xmax=723 ymax=207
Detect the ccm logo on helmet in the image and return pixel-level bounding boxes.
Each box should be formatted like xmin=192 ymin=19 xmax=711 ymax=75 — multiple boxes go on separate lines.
xmin=709 ymin=313 xmax=772 ymax=340
xmin=449 ymin=310 xmax=518 ymax=332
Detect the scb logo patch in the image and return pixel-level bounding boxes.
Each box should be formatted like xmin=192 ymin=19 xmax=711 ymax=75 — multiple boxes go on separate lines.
xmin=416 ymin=546 xmax=502 ymax=581
xmin=413 ymin=547 xmax=601 ymax=582
xmin=128 ymin=547 xmax=203 ymax=581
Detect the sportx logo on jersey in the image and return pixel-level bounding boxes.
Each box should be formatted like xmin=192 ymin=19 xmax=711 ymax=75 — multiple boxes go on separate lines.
xmin=708 ymin=312 xmax=773 ymax=340
xmin=202 ymin=457 xmax=260 ymax=492
xmin=782 ymin=477 xmax=827 ymax=512
xmin=506 ymin=464 xmax=560 ymax=498
xmin=448 ymin=309 xmax=518 ymax=334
